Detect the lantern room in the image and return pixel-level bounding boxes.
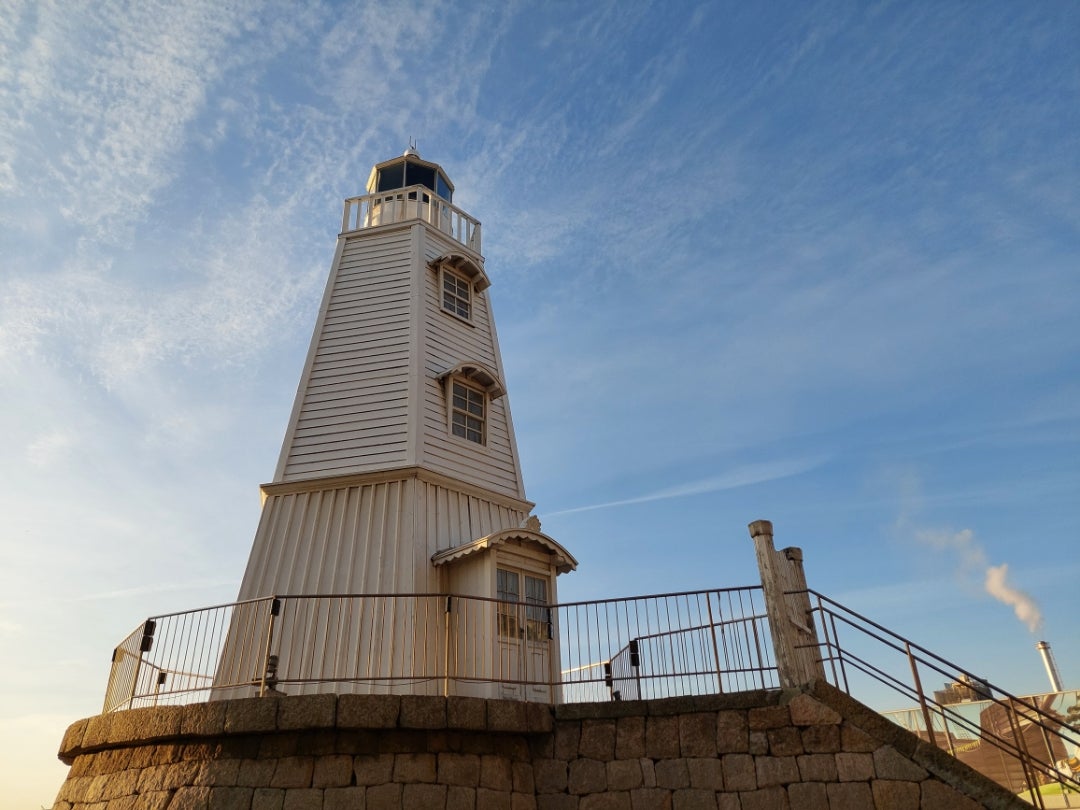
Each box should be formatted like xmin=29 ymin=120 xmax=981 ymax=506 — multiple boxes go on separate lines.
xmin=366 ymin=146 xmax=454 ymax=201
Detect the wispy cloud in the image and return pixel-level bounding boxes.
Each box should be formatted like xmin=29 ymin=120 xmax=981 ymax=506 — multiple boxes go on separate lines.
xmin=3 ymin=2 xmax=251 ymax=241
xmin=549 ymin=456 xmax=826 ymax=516
xmin=24 ymin=429 xmax=76 ymax=468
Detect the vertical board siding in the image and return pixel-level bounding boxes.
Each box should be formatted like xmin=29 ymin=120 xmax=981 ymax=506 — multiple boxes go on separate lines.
xmin=237 ymin=482 xmax=410 ymax=599
xmin=238 ymin=479 xmax=526 ymax=601
xmin=280 ymin=230 xmax=414 ymax=482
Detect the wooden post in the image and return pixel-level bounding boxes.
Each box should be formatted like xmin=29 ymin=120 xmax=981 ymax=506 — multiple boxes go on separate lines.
xmin=748 ymin=520 xmax=825 ymax=687
xmin=778 ymin=546 xmax=827 ymax=684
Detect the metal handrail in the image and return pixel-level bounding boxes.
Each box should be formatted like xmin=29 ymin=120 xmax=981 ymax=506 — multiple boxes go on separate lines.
xmin=800 ymin=589 xmax=1080 ymax=808
xmin=103 ymin=586 xmax=777 ymax=711
xmin=100 ymin=583 xmax=1079 ymax=806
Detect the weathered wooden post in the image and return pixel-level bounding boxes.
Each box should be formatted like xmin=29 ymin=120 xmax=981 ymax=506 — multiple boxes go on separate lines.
xmin=748 ymin=520 xmax=825 ymax=687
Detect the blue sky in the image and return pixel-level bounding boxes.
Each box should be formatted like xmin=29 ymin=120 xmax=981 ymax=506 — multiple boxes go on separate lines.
xmin=2 ymin=1 xmax=1079 ymax=805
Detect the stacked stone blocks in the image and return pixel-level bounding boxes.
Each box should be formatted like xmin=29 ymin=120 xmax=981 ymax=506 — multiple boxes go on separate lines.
xmin=54 ymin=683 xmax=1027 ymax=810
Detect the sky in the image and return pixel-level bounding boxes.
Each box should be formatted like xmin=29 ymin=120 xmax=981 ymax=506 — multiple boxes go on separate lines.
xmin=2 ymin=0 xmax=1079 ymax=805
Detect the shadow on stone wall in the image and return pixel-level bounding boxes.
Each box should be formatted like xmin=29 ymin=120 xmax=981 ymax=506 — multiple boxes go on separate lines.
xmin=54 ymin=681 xmax=1028 ymax=810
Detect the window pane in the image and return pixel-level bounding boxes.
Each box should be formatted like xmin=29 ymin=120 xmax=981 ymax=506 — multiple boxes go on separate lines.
xmin=525 ymin=576 xmax=549 ymax=640
xmin=406 ymin=162 xmax=436 ymax=192
xmin=451 ymin=379 xmax=484 ymax=444
xmin=441 ymin=269 xmax=471 ymax=320
xmin=497 ymin=569 xmax=519 ymax=600
xmin=436 ymin=174 xmax=452 ymax=201
xmin=525 ymin=576 xmax=547 ymax=604
xmin=497 ymin=569 xmax=519 ymax=638
xmin=376 ymin=162 xmax=404 ymax=191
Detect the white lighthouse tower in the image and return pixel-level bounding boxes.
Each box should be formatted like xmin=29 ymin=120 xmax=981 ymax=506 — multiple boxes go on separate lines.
xmin=225 ymin=149 xmax=576 ymax=700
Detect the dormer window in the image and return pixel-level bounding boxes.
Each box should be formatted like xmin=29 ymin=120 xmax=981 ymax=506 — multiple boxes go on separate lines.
xmin=439 ymin=361 xmax=506 ymax=447
xmin=431 ymin=253 xmax=491 ymax=325
xmin=451 ymin=380 xmax=485 ymax=444
xmin=442 ymin=268 xmax=472 ymax=320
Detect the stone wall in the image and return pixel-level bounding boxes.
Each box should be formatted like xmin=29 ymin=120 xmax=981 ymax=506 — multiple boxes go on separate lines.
xmin=53 ymin=681 xmax=1027 ymax=810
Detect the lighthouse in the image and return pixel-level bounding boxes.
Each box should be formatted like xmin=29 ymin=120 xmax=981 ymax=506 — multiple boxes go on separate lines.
xmin=222 ymin=148 xmax=576 ymax=700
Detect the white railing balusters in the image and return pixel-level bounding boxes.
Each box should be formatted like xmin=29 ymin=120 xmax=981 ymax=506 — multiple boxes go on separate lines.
xmin=340 ymin=185 xmax=482 ymax=253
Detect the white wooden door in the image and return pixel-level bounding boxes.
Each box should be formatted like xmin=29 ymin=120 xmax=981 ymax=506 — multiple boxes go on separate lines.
xmin=496 ymin=568 xmax=552 ymax=701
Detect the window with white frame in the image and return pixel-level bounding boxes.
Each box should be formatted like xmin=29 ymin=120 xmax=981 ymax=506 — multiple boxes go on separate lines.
xmin=451 ymin=379 xmax=485 ymax=444
xmin=496 ymin=568 xmax=550 ymax=640
xmin=442 ymin=268 xmax=471 ymax=320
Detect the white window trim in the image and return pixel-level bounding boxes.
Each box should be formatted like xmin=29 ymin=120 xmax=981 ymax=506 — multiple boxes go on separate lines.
xmin=429 ymin=252 xmax=491 ymax=291
xmin=440 ymin=266 xmax=475 ymax=325
xmin=495 ymin=564 xmax=552 ymax=641
xmin=448 ymin=376 xmax=487 ymax=446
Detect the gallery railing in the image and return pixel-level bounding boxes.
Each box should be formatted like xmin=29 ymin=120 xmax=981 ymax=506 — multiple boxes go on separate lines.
xmin=341 ymin=184 xmax=482 ymax=251
xmin=103 ymin=586 xmax=777 ymax=713
xmin=803 ymin=590 xmax=1080 ymax=809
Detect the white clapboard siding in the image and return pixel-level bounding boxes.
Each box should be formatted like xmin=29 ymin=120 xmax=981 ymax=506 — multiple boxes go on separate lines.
xmin=277 ymin=230 xmax=414 ymax=482
xmin=418 ymin=231 xmax=526 ymax=498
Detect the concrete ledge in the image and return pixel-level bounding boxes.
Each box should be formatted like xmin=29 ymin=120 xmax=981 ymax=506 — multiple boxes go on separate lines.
xmin=446 ymin=696 xmax=486 ymax=730
xmin=59 ymin=693 xmax=557 ymax=761
xmin=58 ymin=719 xmax=88 ymax=765
xmin=487 ymin=699 xmax=528 ymax=732
xmin=399 ymin=695 xmax=446 ymax=729
xmin=338 ymin=694 xmax=399 ymax=729
xmin=278 ymin=693 xmax=337 ymax=730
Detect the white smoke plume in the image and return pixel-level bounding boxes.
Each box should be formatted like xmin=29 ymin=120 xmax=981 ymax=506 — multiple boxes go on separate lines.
xmin=915 ymin=527 xmax=1043 ymax=633
xmin=984 ymin=563 xmax=1043 ymax=633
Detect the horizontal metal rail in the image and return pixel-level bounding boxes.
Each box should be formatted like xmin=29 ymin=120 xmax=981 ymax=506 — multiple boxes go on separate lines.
xmin=101 ymin=575 xmax=1079 ymax=808
xmin=801 ymin=589 xmax=1080 ymax=808
xmin=104 ymin=586 xmax=777 ymax=711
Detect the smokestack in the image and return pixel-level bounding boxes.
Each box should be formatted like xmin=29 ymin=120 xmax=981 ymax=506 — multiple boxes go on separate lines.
xmin=1036 ymin=641 xmax=1064 ymax=692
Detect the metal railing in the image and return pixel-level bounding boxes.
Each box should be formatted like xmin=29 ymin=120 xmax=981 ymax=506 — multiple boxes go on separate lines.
xmin=558 ymin=588 xmax=775 ymax=703
xmin=101 ymin=583 xmax=1079 ymax=805
xmin=103 ymin=586 xmax=777 ymax=712
xmin=341 ymin=185 xmax=482 ymax=251
xmin=804 ymin=590 xmax=1080 ymax=808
